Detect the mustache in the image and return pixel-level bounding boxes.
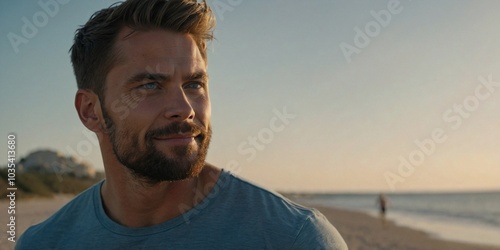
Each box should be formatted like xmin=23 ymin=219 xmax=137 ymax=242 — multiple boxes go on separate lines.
xmin=146 ymin=122 xmax=205 ymax=139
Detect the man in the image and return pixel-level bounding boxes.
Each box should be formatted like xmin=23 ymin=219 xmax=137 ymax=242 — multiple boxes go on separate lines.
xmin=377 ymin=193 xmax=389 ymax=216
xmin=377 ymin=193 xmax=390 ymax=228
xmin=16 ymin=0 xmax=347 ymax=249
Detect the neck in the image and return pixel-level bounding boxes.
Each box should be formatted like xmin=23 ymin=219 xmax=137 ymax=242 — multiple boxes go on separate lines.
xmin=100 ymin=159 xmax=221 ymax=228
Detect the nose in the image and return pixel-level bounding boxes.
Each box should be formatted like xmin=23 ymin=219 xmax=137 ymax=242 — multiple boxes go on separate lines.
xmin=163 ymin=87 xmax=195 ymax=121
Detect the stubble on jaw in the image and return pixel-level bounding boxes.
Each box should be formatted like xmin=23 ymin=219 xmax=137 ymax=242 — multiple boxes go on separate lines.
xmin=101 ymin=106 xmax=212 ymax=185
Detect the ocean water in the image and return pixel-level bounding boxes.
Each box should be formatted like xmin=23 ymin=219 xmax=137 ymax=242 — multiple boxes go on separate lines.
xmin=296 ymin=191 xmax=500 ymax=247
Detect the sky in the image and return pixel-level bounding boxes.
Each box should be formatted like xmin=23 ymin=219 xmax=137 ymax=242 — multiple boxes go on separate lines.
xmin=1 ymin=0 xmax=500 ymax=193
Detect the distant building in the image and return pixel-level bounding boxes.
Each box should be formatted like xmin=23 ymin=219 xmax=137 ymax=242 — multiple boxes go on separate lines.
xmin=18 ymin=150 xmax=96 ymax=178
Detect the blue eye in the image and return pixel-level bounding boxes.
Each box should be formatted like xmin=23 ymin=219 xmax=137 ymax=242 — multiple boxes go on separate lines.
xmin=185 ymin=82 xmax=203 ymax=89
xmin=139 ymin=82 xmax=159 ymax=90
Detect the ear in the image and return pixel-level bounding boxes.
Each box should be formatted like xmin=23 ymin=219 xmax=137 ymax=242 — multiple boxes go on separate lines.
xmin=75 ymin=89 xmax=105 ymax=133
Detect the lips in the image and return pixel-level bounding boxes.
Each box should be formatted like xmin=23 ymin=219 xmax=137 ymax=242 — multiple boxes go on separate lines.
xmin=152 ymin=132 xmax=200 ymax=147
xmin=154 ymin=135 xmax=196 ymax=141
xmin=154 ymin=131 xmax=200 ymax=139
xmin=147 ymin=122 xmax=204 ymax=147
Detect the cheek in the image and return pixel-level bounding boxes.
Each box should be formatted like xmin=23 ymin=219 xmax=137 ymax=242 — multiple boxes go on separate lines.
xmin=192 ymin=96 xmax=211 ymax=124
xmin=134 ymin=107 xmax=162 ymax=137
xmin=112 ymin=99 xmax=158 ymax=135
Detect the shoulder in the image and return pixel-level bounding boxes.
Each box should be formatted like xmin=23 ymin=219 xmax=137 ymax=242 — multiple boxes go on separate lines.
xmin=219 ymin=171 xmax=347 ymax=249
xmin=221 ymin=171 xmax=311 ymax=214
xmin=15 ymin=182 xmax=101 ymax=250
xmin=291 ymin=208 xmax=348 ymax=249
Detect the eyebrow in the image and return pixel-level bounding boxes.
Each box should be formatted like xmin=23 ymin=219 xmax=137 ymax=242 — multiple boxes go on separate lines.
xmin=126 ymin=73 xmax=170 ymax=85
xmin=125 ymin=71 xmax=208 ymax=85
xmin=184 ymin=71 xmax=209 ymax=82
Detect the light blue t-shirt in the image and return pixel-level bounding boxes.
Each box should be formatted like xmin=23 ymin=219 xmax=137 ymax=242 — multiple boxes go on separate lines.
xmin=16 ymin=170 xmax=347 ymax=249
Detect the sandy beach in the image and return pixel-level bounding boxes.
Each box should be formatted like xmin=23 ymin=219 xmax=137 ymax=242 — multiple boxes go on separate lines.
xmin=309 ymin=204 xmax=500 ymax=250
xmin=1 ymin=196 xmax=499 ymax=250
xmin=1 ymin=195 xmax=74 ymax=250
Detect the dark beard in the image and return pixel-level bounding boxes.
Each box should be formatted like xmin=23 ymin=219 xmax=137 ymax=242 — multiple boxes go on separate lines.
xmin=102 ymin=107 xmax=211 ymax=184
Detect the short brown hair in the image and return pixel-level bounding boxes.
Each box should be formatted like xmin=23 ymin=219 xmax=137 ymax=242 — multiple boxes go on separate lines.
xmin=70 ymin=0 xmax=215 ymax=99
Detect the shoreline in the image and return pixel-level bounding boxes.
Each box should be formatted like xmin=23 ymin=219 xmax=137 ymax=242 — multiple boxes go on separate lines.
xmin=298 ymin=201 xmax=500 ymax=250
xmin=1 ymin=195 xmax=499 ymax=250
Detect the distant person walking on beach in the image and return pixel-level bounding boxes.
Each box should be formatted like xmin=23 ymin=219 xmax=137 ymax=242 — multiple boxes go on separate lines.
xmin=377 ymin=193 xmax=389 ymax=216
xmin=15 ymin=1 xmax=347 ymax=249
xmin=377 ymin=193 xmax=390 ymax=228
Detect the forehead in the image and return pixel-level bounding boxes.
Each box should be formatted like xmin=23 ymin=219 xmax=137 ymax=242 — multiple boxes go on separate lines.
xmin=111 ymin=27 xmax=206 ymax=74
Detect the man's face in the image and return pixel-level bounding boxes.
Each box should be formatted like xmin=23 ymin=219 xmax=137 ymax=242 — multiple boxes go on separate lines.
xmin=101 ymin=28 xmax=211 ymax=183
